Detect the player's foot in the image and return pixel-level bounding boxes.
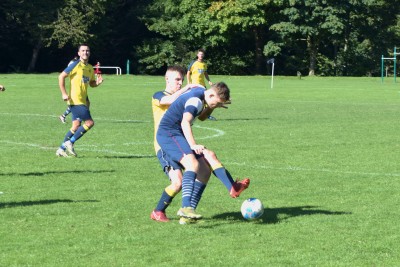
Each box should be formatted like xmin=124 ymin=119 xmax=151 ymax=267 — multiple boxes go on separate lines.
xmin=56 ymin=148 xmax=69 ymax=157
xmin=179 ymin=217 xmax=199 ymax=225
xmin=64 ymin=140 xmax=77 ymax=157
xmin=59 ymin=115 xmax=66 ymax=124
xmin=208 ymin=115 xmax=217 ymax=121
xmin=150 ymin=210 xmax=169 ymax=222
xmin=177 ymin=207 xmax=202 ymax=219
xmin=230 ymin=178 xmax=250 ymax=198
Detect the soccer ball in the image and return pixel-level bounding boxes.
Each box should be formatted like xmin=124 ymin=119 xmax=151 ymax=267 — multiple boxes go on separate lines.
xmin=0 ymin=85 xmax=5 ymax=91
xmin=241 ymin=198 xmax=264 ymax=220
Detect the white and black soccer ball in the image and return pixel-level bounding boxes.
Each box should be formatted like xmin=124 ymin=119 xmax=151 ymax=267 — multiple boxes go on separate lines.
xmin=241 ymin=198 xmax=264 ymax=220
xmin=0 ymin=84 xmax=5 ymax=91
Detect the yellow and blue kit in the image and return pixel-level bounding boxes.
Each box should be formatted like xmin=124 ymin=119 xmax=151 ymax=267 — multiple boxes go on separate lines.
xmin=152 ymin=90 xmax=172 ymax=153
xmin=63 ymin=60 xmax=95 ymax=106
xmin=187 ymin=60 xmax=208 ymax=86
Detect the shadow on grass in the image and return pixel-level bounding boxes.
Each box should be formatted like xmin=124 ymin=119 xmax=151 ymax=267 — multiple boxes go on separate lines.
xmin=0 ymin=170 xmax=115 ymax=177
xmin=0 ymin=199 xmax=99 ymax=209
xmin=211 ymin=205 xmax=351 ymax=224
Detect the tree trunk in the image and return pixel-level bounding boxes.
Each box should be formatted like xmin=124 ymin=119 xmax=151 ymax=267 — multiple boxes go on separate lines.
xmin=253 ymin=27 xmax=264 ymax=74
xmin=27 ymin=40 xmax=43 ymax=72
xmin=307 ymin=35 xmax=317 ymax=76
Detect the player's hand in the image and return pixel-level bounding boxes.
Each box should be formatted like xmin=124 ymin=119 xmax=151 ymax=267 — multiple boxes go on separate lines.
xmin=62 ymin=93 xmax=69 ymax=101
xmin=208 ymin=80 xmax=213 ymax=86
xmin=96 ymin=74 xmax=103 ymax=85
xmin=190 ymin=144 xmax=205 ymax=155
xmin=221 ymin=99 xmax=231 ymax=109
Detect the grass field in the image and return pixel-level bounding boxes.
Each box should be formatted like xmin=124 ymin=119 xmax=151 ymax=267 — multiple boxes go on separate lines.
xmin=1 ymin=73 xmax=400 ymax=266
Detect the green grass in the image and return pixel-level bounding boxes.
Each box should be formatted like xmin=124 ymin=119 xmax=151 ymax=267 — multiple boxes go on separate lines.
xmin=1 ymin=74 xmax=400 ymax=266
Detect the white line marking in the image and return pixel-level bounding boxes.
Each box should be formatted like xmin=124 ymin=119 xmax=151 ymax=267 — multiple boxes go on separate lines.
xmin=2 ymin=140 xmax=396 ymax=177
xmin=193 ymin=125 xmax=225 ymax=139
xmin=0 ymin=112 xmax=149 ymax=123
xmin=225 ymin=161 xmax=400 ymax=177
xmin=0 ymin=140 xmax=153 ymax=157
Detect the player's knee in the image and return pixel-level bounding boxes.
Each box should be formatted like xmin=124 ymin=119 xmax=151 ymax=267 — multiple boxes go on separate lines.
xmin=85 ymin=120 xmax=94 ymax=128
xmin=203 ymin=149 xmax=218 ymax=162
xmin=197 ymin=175 xmax=210 ymax=184
xmin=170 ymin=181 xmax=182 ymax=193
xmin=182 ymin=155 xmax=199 ymax=172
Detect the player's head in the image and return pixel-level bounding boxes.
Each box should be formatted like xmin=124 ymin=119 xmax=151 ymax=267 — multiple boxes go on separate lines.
xmin=205 ymin=82 xmax=230 ymax=109
xmin=197 ymin=49 xmax=206 ymax=61
xmin=165 ymin=65 xmax=185 ymax=93
xmin=77 ymin=44 xmax=91 ymax=63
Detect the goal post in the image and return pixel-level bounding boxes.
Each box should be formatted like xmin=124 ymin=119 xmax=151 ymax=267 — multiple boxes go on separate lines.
xmin=381 ymin=46 xmax=400 ymax=83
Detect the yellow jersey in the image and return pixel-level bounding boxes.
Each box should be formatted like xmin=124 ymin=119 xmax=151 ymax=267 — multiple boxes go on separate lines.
xmin=152 ymin=91 xmax=171 ymax=152
xmin=63 ymin=60 xmax=95 ymax=106
xmin=188 ymin=60 xmax=207 ymax=86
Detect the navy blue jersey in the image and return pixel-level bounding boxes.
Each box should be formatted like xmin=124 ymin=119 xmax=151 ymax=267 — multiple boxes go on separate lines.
xmin=158 ymin=87 xmax=205 ymax=131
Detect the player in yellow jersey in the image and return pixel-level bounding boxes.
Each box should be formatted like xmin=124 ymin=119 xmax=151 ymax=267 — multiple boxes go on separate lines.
xmin=151 ymin=66 xmax=250 ymax=224
xmin=56 ymin=44 xmax=103 ymax=157
xmin=187 ymin=48 xmax=217 ymax=120
xmin=187 ymin=48 xmax=213 ymax=87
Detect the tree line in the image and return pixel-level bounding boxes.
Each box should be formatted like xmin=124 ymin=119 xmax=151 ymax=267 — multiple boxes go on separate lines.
xmin=0 ymin=0 xmax=399 ymax=76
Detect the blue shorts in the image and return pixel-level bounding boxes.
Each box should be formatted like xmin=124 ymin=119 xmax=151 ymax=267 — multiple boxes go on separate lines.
xmin=156 ymin=148 xmax=204 ymax=178
xmin=70 ymin=105 xmax=92 ymax=121
xmin=157 ymin=128 xmax=194 ymax=165
xmin=157 ymin=149 xmax=182 ymax=176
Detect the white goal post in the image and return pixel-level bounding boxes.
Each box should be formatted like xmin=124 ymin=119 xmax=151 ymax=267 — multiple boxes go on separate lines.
xmin=96 ymin=66 xmax=122 ymax=75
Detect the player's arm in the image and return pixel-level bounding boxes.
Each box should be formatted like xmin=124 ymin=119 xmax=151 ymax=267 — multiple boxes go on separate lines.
xmin=198 ymin=104 xmax=214 ymax=121
xmin=198 ymin=100 xmax=231 ymax=121
xmin=159 ymin=84 xmax=205 ymax=105
xmin=90 ymin=73 xmax=103 ymax=87
xmin=204 ymin=72 xmax=213 ymax=86
xmin=181 ymin=112 xmax=204 ymax=154
xmin=186 ymin=70 xmax=191 ymax=85
xmin=58 ymin=72 xmax=69 ymax=101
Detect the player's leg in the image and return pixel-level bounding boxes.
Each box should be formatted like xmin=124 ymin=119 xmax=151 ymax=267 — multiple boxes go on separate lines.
xmin=191 ymin=156 xmax=210 ymax=209
xmin=61 ymin=119 xmax=81 ymax=156
xmin=56 ymin=111 xmax=80 ymax=157
xmin=179 ymin=153 xmax=200 ymax=212
xmin=59 ymin=105 xmax=71 ymax=123
xmin=63 ymin=105 xmax=93 ymax=156
xmin=151 ymin=150 xmax=183 ymax=222
xmin=180 ymin=156 xmax=210 ymax=225
xmin=203 ymin=149 xmax=250 ymax=198
xmin=157 ymin=130 xmax=202 ymax=219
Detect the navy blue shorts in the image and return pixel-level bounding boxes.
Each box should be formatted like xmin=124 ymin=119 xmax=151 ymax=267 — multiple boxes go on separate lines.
xmin=157 ymin=149 xmax=182 ymax=176
xmin=156 ymin=128 xmax=194 ymax=166
xmin=70 ymin=105 xmax=92 ymax=121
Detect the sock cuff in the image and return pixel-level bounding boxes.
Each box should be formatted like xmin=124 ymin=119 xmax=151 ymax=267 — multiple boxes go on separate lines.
xmin=165 ymin=186 xmax=179 ymax=197
xmin=211 ymin=164 xmax=223 ymax=171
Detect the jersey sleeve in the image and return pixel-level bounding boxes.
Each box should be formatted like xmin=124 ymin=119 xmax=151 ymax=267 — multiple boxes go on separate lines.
xmin=152 ymin=91 xmax=165 ymax=106
xmin=63 ymin=60 xmax=79 ymax=74
xmin=187 ymin=61 xmax=195 ymax=72
xmin=184 ymin=97 xmax=203 ymax=117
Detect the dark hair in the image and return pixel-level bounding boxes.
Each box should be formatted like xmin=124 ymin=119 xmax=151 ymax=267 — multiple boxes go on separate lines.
xmin=78 ymin=43 xmax=90 ymax=51
xmin=166 ymin=65 xmax=185 ymax=77
xmin=211 ymin=82 xmax=230 ymax=102
xmin=198 ymin=48 xmax=205 ymax=54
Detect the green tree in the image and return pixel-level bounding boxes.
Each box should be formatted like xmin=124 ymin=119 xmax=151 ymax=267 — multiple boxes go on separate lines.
xmin=1 ymin=0 xmax=106 ymax=72
xmin=139 ymin=0 xmax=272 ymax=74
xmin=266 ymin=0 xmax=347 ymax=76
